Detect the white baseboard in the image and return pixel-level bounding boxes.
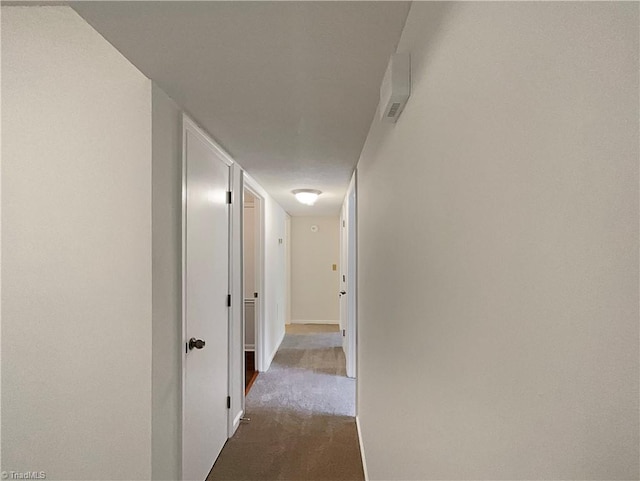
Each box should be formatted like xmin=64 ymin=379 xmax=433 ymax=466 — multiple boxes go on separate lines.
xmin=263 ymin=328 xmax=285 ymax=371
xmin=356 ymin=416 xmax=369 ymax=481
xmin=290 ymin=319 xmax=339 ymax=325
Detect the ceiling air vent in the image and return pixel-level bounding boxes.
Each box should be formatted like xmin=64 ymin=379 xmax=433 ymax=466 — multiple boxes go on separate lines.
xmin=387 ymin=102 xmax=402 ymax=118
xmin=380 ymin=53 xmax=410 ymax=123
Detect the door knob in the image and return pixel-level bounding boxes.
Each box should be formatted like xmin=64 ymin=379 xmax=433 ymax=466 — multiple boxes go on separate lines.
xmin=339 ymin=290 xmax=346 ymax=296
xmin=188 ymin=338 xmax=206 ymax=350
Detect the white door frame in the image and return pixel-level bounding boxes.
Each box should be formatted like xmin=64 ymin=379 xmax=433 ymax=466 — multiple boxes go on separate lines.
xmin=242 ymin=175 xmax=266 ymax=374
xmin=344 ymin=172 xmax=357 ymax=379
xmin=229 ymin=162 xmax=244 ymax=437
xmin=181 ymin=114 xmax=235 ymax=479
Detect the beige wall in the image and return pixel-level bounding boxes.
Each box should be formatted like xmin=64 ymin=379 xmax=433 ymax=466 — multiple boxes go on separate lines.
xmin=151 ymin=84 xmax=182 ymax=481
xmin=263 ymin=190 xmax=289 ymax=367
xmin=243 ymin=201 xmax=256 ymax=299
xmin=2 ymin=7 xmax=153 ymax=479
xmin=291 ymin=217 xmax=340 ymax=323
xmin=356 ymin=2 xmax=639 ymax=480
xmin=244 ymin=174 xmax=289 ymax=370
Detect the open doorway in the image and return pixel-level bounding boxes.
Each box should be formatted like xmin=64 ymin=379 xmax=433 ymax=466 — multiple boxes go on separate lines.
xmin=243 ymin=188 xmax=260 ymax=394
xmin=242 ymin=188 xmax=258 ymax=395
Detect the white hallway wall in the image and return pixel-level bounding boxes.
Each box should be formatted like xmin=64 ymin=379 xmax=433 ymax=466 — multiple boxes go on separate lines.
xmin=290 ymin=216 xmax=340 ymax=323
xmin=265 ymin=199 xmax=288 ymax=367
xmin=151 ymin=84 xmax=182 ymax=480
xmin=356 ymin=2 xmax=639 ymax=480
xmin=2 ymin=7 xmax=152 ymax=480
xmin=1 ymin=6 xmax=289 ymax=479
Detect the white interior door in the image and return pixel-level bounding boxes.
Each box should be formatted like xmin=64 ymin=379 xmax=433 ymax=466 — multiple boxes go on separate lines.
xmin=340 ymin=203 xmax=348 ymax=353
xmin=183 ymin=119 xmax=230 ymax=481
xmin=345 ymin=177 xmax=357 ymax=379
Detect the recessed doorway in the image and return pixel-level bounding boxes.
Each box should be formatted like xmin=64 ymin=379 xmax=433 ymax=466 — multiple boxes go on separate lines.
xmin=243 ymin=188 xmax=260 ymax=394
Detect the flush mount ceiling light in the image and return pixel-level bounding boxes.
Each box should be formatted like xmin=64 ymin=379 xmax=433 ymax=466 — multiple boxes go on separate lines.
xmin=292 ymin=189 xmax=322 ymax=206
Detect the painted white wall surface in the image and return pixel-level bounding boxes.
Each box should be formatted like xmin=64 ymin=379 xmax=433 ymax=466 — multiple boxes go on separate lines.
xmin=290 ymin=217 xmax=340 ymax=323
xmin=2 ymin=6 xmax=153 ymax=480
xmin=356 ymin=2 xmax=639 ymax=480
xmin=151 ymin=84 xmax=182 ymax=480
xmin=243 ymin=204 xmax=256 ymax=299
xmin=244 ymin=174 xmax=288 ymax=371
xmin=265 ymin=202 xmax=288 ymax=369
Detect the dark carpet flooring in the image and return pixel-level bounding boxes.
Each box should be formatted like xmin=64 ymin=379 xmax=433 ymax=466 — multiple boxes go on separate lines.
xmin=208 ymin=327 xmax=363 ymax=481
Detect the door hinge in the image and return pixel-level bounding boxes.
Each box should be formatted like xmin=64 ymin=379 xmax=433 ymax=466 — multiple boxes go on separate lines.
xmin=227 ymin=396 xmax=231 ymax=409
xmin=343 ymin=220 xmax=345 ymax=227
xmin=342 ymin=329 xmax=346 ymax=337
xmin=227 ymin=294 xmax=231 ymax=307
xmin=254 ymin=292 xmax=258 ymax=298
xmin=226 ymin=191 xmax=232 ymax=204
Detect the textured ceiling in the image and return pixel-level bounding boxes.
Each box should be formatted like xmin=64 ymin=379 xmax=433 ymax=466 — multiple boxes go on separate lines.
xmin=72 ymin=1 xmax=410 ymax=215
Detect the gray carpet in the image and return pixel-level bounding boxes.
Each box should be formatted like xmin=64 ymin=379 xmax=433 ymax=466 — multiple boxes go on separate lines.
xmin=208 ymin=329 xmax=363 ymax=481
